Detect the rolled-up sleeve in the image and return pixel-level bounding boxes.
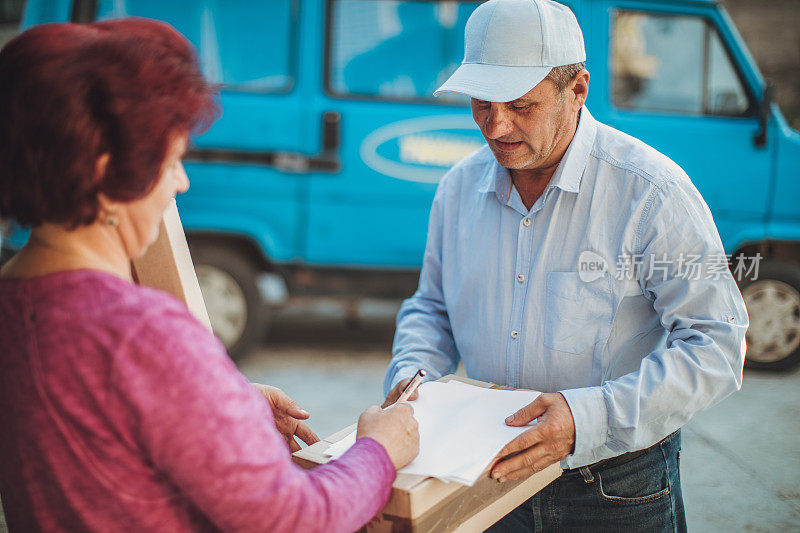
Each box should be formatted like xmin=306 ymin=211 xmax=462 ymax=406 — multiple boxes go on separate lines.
xmin=560 ymin=175 xmax=748 ymax=467
xmin=384 ymin=180 xmax=460 ymax=395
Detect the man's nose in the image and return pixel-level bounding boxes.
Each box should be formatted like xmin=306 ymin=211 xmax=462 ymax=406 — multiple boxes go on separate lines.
xmin=483 ymin=104 xmax=514 ymax=139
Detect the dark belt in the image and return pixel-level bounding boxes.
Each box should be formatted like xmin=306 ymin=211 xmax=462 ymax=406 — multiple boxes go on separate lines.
xmin=563 ymin=430 xmax=677 ymax=475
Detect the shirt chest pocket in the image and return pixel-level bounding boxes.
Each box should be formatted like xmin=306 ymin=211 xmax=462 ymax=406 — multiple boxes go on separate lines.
xmin=544 ymin=271 xmax=614 ymax=355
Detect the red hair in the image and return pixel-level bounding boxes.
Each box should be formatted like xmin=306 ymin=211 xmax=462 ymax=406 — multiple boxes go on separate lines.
xmin=0 ymin=18 xmax=218 ymax=228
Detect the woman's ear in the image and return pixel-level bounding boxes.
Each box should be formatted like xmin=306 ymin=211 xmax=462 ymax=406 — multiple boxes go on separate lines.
xmin=94 ymin=154 xmax=120 ymax=224
xmin=93 ymin=153 xmax=110 ymax=184
xmin=96 ymin=191 xmax=116 ymax=213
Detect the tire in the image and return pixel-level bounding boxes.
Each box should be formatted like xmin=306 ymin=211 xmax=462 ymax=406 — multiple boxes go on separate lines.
xmin=190 ymin=242 xmax=270 ymax=360
xmin=737 ymin=259 xmax=800 ymax=371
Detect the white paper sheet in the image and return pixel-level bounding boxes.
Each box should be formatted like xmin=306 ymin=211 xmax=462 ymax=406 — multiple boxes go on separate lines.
xmin=324 ymin=380 xmax=541 ymax=486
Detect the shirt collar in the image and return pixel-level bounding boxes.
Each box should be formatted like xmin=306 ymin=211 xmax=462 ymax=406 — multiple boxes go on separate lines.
xmin=548 ymin=106 xmax=597 ymax=194
xmin=478 ymin=105 xmax=598 ymax=198
xmin=478 ymin=159 xmax=512 ymax=203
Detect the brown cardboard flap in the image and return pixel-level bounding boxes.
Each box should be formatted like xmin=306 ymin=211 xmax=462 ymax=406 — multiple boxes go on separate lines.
xmin=130 ymin=200 xmax=211 ymax=329
xmin=382 ymin=463 xmax=561 ymax=532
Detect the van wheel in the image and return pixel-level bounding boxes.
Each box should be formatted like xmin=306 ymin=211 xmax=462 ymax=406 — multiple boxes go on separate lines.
xmin=738 ymin=259 xmax=800 ymax=371
xmin=191 ymin=243 xmax=268 ymax=360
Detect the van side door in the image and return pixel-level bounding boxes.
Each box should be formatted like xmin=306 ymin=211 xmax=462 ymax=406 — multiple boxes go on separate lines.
xmin=591 ymin=0 xmax=770 ymax=250
xmin=304 ymin=0 xmax=484 ymax=270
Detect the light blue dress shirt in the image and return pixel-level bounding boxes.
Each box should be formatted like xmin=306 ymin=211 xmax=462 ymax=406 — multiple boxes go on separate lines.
xmin=384 ymin=107 xmax=748 ymax=469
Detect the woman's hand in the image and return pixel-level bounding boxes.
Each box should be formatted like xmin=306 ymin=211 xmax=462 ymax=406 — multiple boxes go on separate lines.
xmin=356 ymin=403 xmax=419 ymax=469
xmin=252 ymin=383 xmax=320 ymax=452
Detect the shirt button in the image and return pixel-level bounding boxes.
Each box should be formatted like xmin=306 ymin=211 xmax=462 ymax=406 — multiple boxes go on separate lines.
xmin=517 ymin=274 xmax=525 ymax=283
xmin=727 ymin=316 xmax=735 ymax=323
xmin=511 ymin=330 xmax=519 ymax=339
xmin=522 ymin=218 xmax=531 ymax=227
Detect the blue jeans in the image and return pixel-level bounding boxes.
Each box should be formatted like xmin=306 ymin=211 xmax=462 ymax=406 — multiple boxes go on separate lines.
xmin=486 ymin=430 xmax=686 ymax=532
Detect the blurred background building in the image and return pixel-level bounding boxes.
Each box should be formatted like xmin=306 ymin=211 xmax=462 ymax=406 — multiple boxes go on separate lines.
xmin=726 ymin=0 xmax=800 ymax=130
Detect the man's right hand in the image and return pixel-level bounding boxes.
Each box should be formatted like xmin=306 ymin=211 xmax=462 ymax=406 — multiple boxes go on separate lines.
xmin=381 ymin=378 xmax=419 ymax=408
xmin=356 ymin=403 xmax=419 ymax=470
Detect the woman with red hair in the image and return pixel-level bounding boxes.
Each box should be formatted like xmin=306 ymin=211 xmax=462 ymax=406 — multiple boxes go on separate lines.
xmin=0 ymin=19 xmax=418 ymax=532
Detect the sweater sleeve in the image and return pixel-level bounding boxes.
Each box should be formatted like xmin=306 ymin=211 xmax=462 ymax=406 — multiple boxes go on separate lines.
xmin=111 ymin=302 xmax=395 ymax=533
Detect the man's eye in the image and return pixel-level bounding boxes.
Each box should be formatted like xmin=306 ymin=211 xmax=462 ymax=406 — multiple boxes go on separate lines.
xmin=511 ymin=103 xmax=531 ymax=110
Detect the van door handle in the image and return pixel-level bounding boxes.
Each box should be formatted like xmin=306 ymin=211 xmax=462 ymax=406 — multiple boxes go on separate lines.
xmin=185 ymin=111 xmax=342 ymax=173
xmin=321 ymin=111 xmax=341 ymax=156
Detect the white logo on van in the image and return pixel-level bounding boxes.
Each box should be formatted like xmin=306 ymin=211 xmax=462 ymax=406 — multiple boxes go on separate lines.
xmin=399 ymin=133 xmax=484 ymax=167
xmin=360 ymin=115 xmax=484 ymax=183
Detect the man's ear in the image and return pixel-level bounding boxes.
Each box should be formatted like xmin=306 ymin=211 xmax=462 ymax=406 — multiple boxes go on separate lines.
xmin=570 ymin=69 xmax=590 ymax=110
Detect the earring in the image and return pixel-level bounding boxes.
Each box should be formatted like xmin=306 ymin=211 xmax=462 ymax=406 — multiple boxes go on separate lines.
xmin=105 ymin=213 xmax=119 ymax=227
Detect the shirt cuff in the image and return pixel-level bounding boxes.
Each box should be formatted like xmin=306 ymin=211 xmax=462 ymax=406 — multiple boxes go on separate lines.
xmin=559 ymin=386 xmax=609 ymax=465
xmin=388 ymin=366 xmax=423 ymax=394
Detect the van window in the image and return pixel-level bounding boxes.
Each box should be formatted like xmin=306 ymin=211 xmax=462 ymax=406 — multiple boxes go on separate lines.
xmin=96 ymin=0 xmax=296 ymax=92
xmin=327 ymin=0 xmax=480 ymax=103
xmin=611 ymin=10 xmax=750 ymax=116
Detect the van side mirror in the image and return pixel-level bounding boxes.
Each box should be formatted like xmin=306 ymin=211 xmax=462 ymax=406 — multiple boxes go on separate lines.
xmin=754 ymin=83 xmax=773 ymax=148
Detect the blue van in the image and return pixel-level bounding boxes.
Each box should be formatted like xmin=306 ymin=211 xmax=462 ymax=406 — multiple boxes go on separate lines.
xmin=10 ymin=0 xmax=800 ymax=369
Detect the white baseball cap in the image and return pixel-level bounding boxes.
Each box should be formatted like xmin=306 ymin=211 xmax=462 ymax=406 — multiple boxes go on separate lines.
xmin=434 ymin=0 xmax=585 ymax=102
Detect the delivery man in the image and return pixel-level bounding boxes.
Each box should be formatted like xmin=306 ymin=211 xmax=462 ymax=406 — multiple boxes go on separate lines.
xmin=382 ymin=0 xmax=748 ymax=530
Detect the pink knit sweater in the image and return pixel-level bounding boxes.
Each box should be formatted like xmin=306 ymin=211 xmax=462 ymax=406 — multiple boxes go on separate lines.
xmin=0 ymin=269 xmax=394 ymax=532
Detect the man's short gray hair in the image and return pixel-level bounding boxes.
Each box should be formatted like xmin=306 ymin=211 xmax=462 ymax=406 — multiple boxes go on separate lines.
xmin=545 ymin=62 xmax=586 ymax=93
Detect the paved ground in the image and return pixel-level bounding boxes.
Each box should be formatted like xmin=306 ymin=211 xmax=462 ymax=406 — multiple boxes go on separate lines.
xmin=2 ymin=298 xmax=799 ymax=531
xmin=237 ymin=298 xmax=800 ymax=532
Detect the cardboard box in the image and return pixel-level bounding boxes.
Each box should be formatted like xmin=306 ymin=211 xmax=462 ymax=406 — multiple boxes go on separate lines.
xmin=130 ymin=199 xmax=211 ymax=329
xmin=293 ymin=375 xmax=562 ymax=532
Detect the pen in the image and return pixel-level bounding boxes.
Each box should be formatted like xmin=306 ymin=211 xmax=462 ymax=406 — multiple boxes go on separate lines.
xmin=397 ymin=369 xmax=427 ymax=403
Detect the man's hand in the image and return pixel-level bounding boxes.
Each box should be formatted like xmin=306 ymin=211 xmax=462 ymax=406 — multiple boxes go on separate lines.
xmin=381 ymin=378 xmax=419 ymax=408
xmin=491 ymin=392 xmax=576 ymax=482
xmin=252 ymin=383 xmax=320 ymax=452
